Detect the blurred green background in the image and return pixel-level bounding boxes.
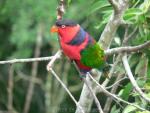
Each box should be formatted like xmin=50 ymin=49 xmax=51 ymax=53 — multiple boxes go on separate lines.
xmin=0 ymin=0 xmax=150 ymax=113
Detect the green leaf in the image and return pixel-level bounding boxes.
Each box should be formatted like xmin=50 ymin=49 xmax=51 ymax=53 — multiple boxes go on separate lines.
xmin=135 ymin=55 xmax=148 ymax=76
xmin=144 ymin=83 xmax=150 ymax=91
xmin=123 ymin=8 xmax=143 ymax=23
xmin=95 ymin=12 xmax=111 ymax=29
xmin=67 ymin=0 xmax=72 ymax=6
xmin=136 ymin=79 xmax=146 ymax=88
xmin=136 ymin=111 xmax=150 ymax=113
xmin=110 ymin=105 xmax=120 ymax=113
xmin=139 ymin=0 xmax=150 ymax=13
xmin=120 ymin=83 xmax=133 ymax=100
xmin=139 ymin=26 xmax=146 ymax=37
xmin=95 ymin=11 xmax=112 ymax=29
xmin=123 ymin=105 xmax=137 ymax=113
xmin=88 ymin=0 xmax=110 ymax=15
xmin=129 ymin=54 xmax=141 ymax=68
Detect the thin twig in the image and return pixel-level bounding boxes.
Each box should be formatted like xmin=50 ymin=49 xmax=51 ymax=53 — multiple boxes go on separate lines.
xmin=105 ymin=76 xmax=128 ymax=89
xmin=73 ymin=61 xmax=103 ymax=113
xmin=49 ymin=68 xmax=85 ymax=113
xmin=88 ymin=74 xmax=147 ymax=111
xmin=75 ymin=75 xmax=99 ymax=113
xmin=123 ymin=26 xmax=138 ymax=44
xmin=0 ymin=56 xmax=54 ymax=64
xmin=103 ymin=74 xmax=125 ymax=113
xmin=8 ymin=64 xmax=14 ymax=113
xmin=57 ymin=0 xmax=65 ymax=19
xmin=83 ymin=74 xmax=104 ymax=113
xmin=122 ymin=54 xmax=150 ymax=103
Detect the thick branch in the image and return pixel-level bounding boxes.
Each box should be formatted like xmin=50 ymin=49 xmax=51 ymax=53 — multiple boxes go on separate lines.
xmin=99 ymin=0 xmax=129 ymax=49
xmin=108 ymin=0 xmax=119 ymax=13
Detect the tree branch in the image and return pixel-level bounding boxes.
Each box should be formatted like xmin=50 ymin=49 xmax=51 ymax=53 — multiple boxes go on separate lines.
xmin=88 ymin=74 xmax=148 ymax=111
xmin=99 ymin=0 xmax=129 ymax=49
xmin=46 ymin=50 xmax=62 ymax=71
xmin=123 ymin=26 xmax=138 ymax=44
xmin=57 ymin=0 xmax=65 ymax=19
xmin=102 ymin=26 xmax=130 ymax=113
xmin=108 ymin=0 xmax=119 ymax=13
xmin=73 ymin=61 xmax=103 ymax=113
xmin=0 ymin=56 xmax=54 ymax=64
xmin=103 ymin=74 xmax=125 ymax=113
xmin=122 ymin=54 xmax=150 ymax=103
xmin=8 ymin=64 xmax=14 ymax=113
xmin=83 ymin=77 xmax=104 ymax=113
xmin=49 ymin=68 xmax=85 ymax=113
xmin=105 ymin=76 xmax=128 ymax=89
xmin=105 ymin=41 xmax=150 ymax=56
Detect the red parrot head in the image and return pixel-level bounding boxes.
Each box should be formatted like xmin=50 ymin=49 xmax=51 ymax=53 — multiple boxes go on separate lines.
xmin=50 ymin=19 xmax=80 ymax=43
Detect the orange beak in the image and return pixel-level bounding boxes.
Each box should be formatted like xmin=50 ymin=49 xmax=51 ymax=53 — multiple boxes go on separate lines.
xmin=50 ymin=25 xmax=58 ymax=33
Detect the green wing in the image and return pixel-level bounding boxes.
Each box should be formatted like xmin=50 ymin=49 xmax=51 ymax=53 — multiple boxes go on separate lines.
xmin=80 ymin=43 xmax=105 ymax=68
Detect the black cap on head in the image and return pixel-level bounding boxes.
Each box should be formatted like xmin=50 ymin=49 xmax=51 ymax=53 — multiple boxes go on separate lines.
xmin=55 ymin=19 xmax=77 ymax=26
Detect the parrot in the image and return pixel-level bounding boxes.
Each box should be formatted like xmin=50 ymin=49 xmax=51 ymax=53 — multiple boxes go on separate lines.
xmin=50 ymin=19 xmax=108 ymax=77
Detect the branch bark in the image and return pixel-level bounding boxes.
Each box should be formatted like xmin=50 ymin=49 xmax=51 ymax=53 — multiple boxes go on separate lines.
xmin=108 ymin=0 xmax=119 ymax=13
xmin=99 ymin=0 xmax=129 ymax=49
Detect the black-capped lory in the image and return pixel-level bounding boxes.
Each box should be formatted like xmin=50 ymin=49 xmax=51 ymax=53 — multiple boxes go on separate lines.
xmin=50 ymin=19 xmax=108 ymax=76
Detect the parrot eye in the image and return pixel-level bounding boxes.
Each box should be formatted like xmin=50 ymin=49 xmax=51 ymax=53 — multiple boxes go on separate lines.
xmin=61 ymin=25 xmax=66 ymax=28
